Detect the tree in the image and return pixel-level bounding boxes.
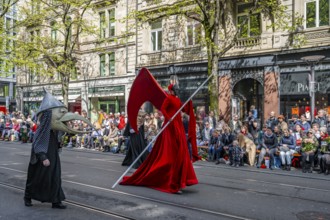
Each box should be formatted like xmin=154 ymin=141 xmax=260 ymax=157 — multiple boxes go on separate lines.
xmin=13 ymin=0 xmax=98 ymax=107
xmin=128 ymin=0 xmax=302 ymax=115
xmin=0 ymin=0 xmax=20 ymax=77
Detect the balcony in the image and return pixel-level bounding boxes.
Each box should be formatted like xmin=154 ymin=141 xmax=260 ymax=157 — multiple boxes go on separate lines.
xmin=234 ymin=37 xmax=261 ymax=48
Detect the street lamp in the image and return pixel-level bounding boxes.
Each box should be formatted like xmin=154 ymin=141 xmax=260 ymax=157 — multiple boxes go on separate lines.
xmin=301 ymin=55 xmax=325 ymax=122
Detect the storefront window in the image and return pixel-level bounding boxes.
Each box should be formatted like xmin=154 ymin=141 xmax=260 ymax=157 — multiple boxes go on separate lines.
xmin=280 ymin=70 xmax=330 ymax=119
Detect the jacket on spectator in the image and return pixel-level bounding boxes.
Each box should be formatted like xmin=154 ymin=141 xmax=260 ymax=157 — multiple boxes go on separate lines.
xmin=279 ymin=135 xmax=295 ymax=150
xmin=262 ymin=133 xmax=278 ymax=149
xmin=266 ymin=117 xmax=278 ymax=131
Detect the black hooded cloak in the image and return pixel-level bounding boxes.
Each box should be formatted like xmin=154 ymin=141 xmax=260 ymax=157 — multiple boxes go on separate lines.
xmin=24 ymin=110 xmax=65 ymax=203
xmin=122 ymin=122 xmax=148 ymax=169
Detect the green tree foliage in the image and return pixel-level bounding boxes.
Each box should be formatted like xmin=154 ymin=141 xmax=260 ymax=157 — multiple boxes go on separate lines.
xmin=13 ymin=0 xmax=98 ymax=107
xmin=128 ymin=0 xmax=303 ymax=114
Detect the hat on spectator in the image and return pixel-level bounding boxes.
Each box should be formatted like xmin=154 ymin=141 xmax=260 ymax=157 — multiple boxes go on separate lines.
xmin=278 ymin=115 xmax=285 ymax=120
xmin=307 ymin=129 xmax=314 ymax=134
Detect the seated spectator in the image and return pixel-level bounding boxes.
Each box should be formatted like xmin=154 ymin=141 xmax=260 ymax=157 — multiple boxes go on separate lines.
xmin=301 ymin=129 xmax=318 ymax=173
xmin=318 ymin=127 xmax=329 ymax=174
xmin=28 ymin=120 xmax=37 ymax=143
xmin=103 ymin=122 xmax=119 ymax=152
xmin=208 ymin=130 xmax=220 ymax=161
xmin=240 ymin=125 xmax=254 ymax=141
xmin=300 ymin=114 xmax=311 ymax=134
xmin=215 ymin=126 xmax=235 ymax=164
xmin=201 ymin=122 xmax=213 ymax=146
xmin=20 ymin=122 xmax=29 ymax=143
xmin=293 ymin=124 xmax=304 ymax=151
xmin=230 ymin=140 xmax=243 ymax=167
xmin=1 ymin=119 xmax=13 ymax=140
xmin=237 ymin=133 xmax=256 ymax=166
xmin=0 ymin=119 xmax=4 ymax=136
xmin=256 ymin=127 xmax=278 ymax=170
xmin=215 ymin=114 xmax=227 ymax=134
xmin=279 ymin=129 xmax=296 ymax=171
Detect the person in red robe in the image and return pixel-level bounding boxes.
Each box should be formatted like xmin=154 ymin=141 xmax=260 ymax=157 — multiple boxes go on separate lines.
xmin=120 ymin=84 xmax=198 ymax=194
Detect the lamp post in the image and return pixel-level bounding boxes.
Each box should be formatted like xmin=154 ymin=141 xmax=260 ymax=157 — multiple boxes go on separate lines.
xmin=301 ymin=55 xmax=325 ymax=122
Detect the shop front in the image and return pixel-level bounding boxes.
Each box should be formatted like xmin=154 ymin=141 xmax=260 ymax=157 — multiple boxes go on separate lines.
xmin=88 ymin=85 xmax=125 ymax=114
xmin=280 ymin=70 xmax=330 ymax=119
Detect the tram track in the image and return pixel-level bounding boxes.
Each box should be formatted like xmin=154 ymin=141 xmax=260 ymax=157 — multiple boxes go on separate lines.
xmin=0 ymin=167 xmax=254 ymax=220
xmin=0 ymin=181 xmax=135 ymax=220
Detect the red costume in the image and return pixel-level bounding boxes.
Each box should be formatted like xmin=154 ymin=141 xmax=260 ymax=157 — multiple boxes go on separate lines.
xmin=120 ymin=68 xmax=199 ymax=193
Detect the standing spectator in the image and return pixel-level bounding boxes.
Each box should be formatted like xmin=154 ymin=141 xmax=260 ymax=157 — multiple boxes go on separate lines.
xmin=215 ymin=114 xmax=227 ymax=133
xmin=265 ymin=111 xmax=278 ymax=131
xmin=117 ymin=112 xmax=126 ymax=131
xmin=249 ymin=119 xmax=260 ymax=146
xmin=288 ymin=114 xmax=301 ymax=131
xmin=279 ymin=129 xmax=296 ymax=171
xmin=300 ymin=114 xmax=311 ymax=134
xmin=313 ymin=110 xmax=327 ymax=127
xmin=277 ymin=115 xmax=288 ymax=132
xmin=326 ymin=114 xmax=330 ymax=134
xmin=301 ymin=129 xmax=318 ymax=173
xmin=204 ymin=111 xmax=216 ymax=129
xmin=208 ymin=130 xmax=220 ymax=161
xmin=256 ymin=127 xmax=278 ymax=170
xmin=229 ymin=114 xmax=242 ymax=135
xmin=250 ymin=105 xmax=258 ymax=119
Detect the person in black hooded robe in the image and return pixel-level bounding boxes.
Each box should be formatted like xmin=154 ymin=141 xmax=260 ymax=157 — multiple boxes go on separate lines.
xmin=24 ymin=110 xmax=66 ymax=208
xmin=122 ymin=111 xmax=148 ymax=169
xmin=24 ymin=90 xmax=92 ymax=209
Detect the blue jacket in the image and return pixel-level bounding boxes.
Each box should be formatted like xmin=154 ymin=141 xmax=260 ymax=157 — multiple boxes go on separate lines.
xmin=280 ymin=135 xmax=295 ymax=150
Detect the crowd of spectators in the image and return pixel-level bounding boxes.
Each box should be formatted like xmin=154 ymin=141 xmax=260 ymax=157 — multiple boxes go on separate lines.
xmin=2 ymin=106 xmax=330 ymax=175
xmin=196 ymin=108 xmax=330 ymax=175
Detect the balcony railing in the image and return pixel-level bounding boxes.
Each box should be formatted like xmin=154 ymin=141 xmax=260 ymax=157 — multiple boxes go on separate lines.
xmin=234 ymin=37 xmax=261 ymax=48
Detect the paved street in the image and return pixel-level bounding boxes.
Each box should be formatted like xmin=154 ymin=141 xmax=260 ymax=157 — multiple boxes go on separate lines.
xmin=1 ymin=141 xmax=330 ymax=220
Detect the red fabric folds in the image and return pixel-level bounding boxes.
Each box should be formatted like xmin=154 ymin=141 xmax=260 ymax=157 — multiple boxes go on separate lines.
xmin=120 ymin=95 xmax=198 ymax=193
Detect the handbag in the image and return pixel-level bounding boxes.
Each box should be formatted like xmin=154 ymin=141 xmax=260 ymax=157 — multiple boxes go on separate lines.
xmin=279 ymin=145 xmax=290 ymax=152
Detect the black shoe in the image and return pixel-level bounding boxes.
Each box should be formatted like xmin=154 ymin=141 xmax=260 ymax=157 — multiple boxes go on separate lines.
xmin=286 ymin=165 xmax=291 ymax=171
xmin=308 ymin=168 xmax=313 ymax=173
xmin=24 ymin=197 xmax=33 ymax=207
xmin=281 ymin=165 xmax=286 ymax=170
xmin=215 ymin=160 xmax=220 ymax=165
xmin=52 ymin=202 xmax=67 ymax=209
xmin=302 ymin=168 xmax=307 ymax=173
xmin=324 ymin=170 xmax=329 ymax=175
xmin=318 ymin=170 xmax=324 ymax=174
xmin=269 ymin=166 xmax=273 ymax=170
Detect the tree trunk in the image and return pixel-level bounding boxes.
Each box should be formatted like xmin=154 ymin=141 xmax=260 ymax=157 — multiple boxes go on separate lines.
xmin=61 ymin=73 xmax=69 ymax=108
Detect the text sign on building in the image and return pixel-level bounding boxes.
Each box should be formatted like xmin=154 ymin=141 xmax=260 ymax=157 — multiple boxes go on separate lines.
xmin=280 ymin=71 xmax=330 ymax=95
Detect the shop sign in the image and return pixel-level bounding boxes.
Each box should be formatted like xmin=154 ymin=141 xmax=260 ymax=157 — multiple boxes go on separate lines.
xmin=291 ymin=107 xmax=299 ymax=115
xmin=88 ymin=85 xmax=124 ymax=94
xmin=281 ymin=71 xmax=330 ymax=95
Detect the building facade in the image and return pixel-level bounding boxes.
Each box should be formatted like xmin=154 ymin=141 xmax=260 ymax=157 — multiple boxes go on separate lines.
xmin=16 ymin=0 xmax=137 ymax=116
xmin=135 ymin=0 xmax=330 ymax=122
xmin=0 ymin=2 xmax=17 ymax=113
xmin=16 ymin=0 xmax=330 ymax=121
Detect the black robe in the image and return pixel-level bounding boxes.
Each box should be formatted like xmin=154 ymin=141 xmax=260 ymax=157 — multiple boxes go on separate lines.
xmin=122 ymin=123 xmax=148 ymax=169
xmin=25 ymin=130 xmax=65 ymax=203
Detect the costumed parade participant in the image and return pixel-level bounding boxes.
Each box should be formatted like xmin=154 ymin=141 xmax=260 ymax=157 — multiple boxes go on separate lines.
xmin=120 ymin=68 xmax=200 ymax=194
xmin=24 ymin=89 xmax=93 ymax=209
xmin=122 ymin=110 xmax=148 ymax=169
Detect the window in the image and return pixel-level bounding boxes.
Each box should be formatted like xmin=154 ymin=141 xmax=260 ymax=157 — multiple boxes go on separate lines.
xmin=237 ymin=3 xmax=261 ymax=38
xmin=186 ymin=18 xmax=201 ymax=46
xmin=51 ymin=21 xmax=57 ymax=42
xmin=100 ymin=54 xmax=106 ymax=76
xmin=151 ymin=20 xmax=162 ymax=51
xmin=109 ymin=9 xmax=115 ymax=37
xmin=305 ymin=0 xmax=330 ymax=28
xmin=109 ymin=53 xmax=115 ymax=75
xmin=100 ymin=12 xmax=106 ymax=38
